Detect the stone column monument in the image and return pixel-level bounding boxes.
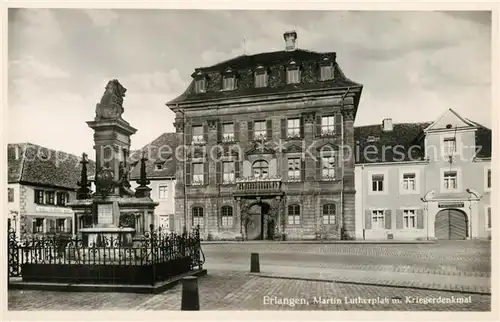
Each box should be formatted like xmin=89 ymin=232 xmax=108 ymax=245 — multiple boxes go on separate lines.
xmin=68 ymin=79 xmax=158 ymax=248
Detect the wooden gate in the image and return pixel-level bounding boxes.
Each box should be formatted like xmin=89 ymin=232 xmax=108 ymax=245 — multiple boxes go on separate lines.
xmin=434 ymin=209 xmax=468 ymax=240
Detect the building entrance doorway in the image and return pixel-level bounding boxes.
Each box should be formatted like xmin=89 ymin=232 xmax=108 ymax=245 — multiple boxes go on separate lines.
xmin=434 ymin=208 xmax=468 ymax=240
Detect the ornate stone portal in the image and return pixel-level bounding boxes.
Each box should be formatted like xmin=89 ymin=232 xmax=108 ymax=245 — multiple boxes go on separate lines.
xmin=238 ymin=196 xmax=285 ymax=240
xmin=68 ymin=79 xmax=158 ymax=248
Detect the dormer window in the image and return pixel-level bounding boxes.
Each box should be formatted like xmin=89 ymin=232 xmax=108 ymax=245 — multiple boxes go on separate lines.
xmin=222 ymin=75 xmax=236 ymax=91
xmin=255 ymin=65 xmax=268 ymax=88
xmin=286 ymin=60 xmax=301 ymax=84
xmin=195 ymin=78 xmax=206 ymax=93
xmin=194 ymin=71 xmax=206 ymax=93
xmin=320 ymin=64 xmax=334 ymax=81
xmin=222 ymin=67 xmax=237 ymax=91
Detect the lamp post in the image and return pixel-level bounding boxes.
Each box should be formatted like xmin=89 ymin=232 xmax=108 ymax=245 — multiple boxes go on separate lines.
xmin=178 ymin=106 xmax=188 ymax=234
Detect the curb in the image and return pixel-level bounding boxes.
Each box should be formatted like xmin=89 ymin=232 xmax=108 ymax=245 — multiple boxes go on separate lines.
xmin=250 ymin=273 xmax=491 ymax=296
xmin=8 ymin=269 xmax=208 ymax=294
xmin=202 ymin=241 xmax=436 ymax=245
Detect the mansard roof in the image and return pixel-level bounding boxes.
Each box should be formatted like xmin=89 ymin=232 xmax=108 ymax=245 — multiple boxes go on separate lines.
xmin=167 ymin=49 xmax=362 ymax=106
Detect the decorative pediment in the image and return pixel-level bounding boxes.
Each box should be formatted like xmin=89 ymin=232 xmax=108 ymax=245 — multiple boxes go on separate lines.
xmin=283 ymin=144 xmax=302 ymax=153
xmin=302 ymin=111 xmax=315 ymax=124
xmin=424 ymin=108 xmax=476 ymax=132
xmin=286 ymin=59 xmax=300 ymax=69
xmin=207 ymin=119 xmax=218 ymax=131
xmin=316 ymin=142 xmax=340 ymax=152
xmin=245 ymin=142 xmax=276 ymax=156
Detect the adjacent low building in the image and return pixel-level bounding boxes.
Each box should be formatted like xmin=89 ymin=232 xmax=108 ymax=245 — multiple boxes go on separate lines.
xmin=354 ymin=109 xmax=492 ymax=240
xmin=7 ymin=143 xmax=95 ymax=239
xmin=129 ymin=133 xmax=178 ymax=232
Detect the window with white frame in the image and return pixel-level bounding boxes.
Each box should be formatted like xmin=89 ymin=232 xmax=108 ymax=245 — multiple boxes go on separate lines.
xmin=223 ymin=161 xmax=235 ymax=183
xmin=443 ymin=137 xmax=456 ymax=156
xmin=33 ymin=218 xmax=44 ymax=233
xmin=288 ymin=204 xmax=300 ymax=225
xmin=320 ymin=64 xmax=334 ymax=81
xmin=402 ymin=173 xmax=416 ymax=191
xmin=253 ymin=160 xmax=269 ymax=178
xmin=287 ymin=118 xmax=301 ymax=138
xmin=323 ymin=204 xmax=336 ymax=224
xmin=321 ymin=116 xmax=335 ymax=136
xmin=34 ymin=190 xmax=44 ymax=204
xmin=222 ymin=75 xmax=236 ymax=91
xmin=255 ymin=70 xmax=267 ymax=88
xmin=192 ymin=206 xmax=204 ymax=228
xmin=159 ymin=185 xmax=168 ymax=199
xmin=403 ymin=209 xmax=416 ymax=229
xmin=321 ymin=152 xmax=336 ymax=180
xmin=286 ymin=68 xmax=300 ymax=84
xmin=443 ymin=171 xmax=458 ymax=190
xmin=192 ymin=125 xmax=204 ymax=144
xmin=222 ymin=123 xmax=234 ymax=142
xmin=287 ymin=158 xmax=301 ymax=181
xmin=195 ymin=79 xmax=206 ymax=93
xmin=221 ymin=206 xmax=233 ymax=227
xmin=192 ymin=163 xmax=204 ymax=184
xmin=371 ymin=210 xmax=385 ymax=229
xmin=254 ymin=121 xmax=266 ymax=140
xmin=372 ymin=174 xmax=384 ymax=192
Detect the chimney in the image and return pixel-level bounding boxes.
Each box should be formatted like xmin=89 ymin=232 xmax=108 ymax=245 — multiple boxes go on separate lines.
xmin=382 ymin=118 xmax=393 ymax=132
xmin=283 ymin=31 xmax=297 ymax=51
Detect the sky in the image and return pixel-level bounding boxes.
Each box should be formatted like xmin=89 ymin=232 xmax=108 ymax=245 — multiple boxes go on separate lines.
xmin=7 ymin=9 xmax=492 ymax=159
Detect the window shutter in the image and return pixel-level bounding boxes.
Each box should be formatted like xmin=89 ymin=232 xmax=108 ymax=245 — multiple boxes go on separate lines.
xmin=49 ymin=218 xmax=55 ymax=233
xmin=34 ymin=190 xmax=38 ymax=203
xmin=335 ymin=113 xmax=342 ymax=136
xmin=300 ymin=116 xmax=304 ymax=138
xmin=365 ymin=210 xmax=372 ymax=230
xmin=417 ymin=209 xmax=424 ymax=229
xmin=384 ymin=210 xmax=392 ymax=229
xmin=32 ymin=219 xmax=36 ymax=233
xmin=281 ymin=119 xmax=287 ymax=139
xmin=488 ymin=207 xmax=491 ymax=228
xmin=203 ymin=123 xmax=209 ymax=143
xmin=247 ymin=121 xmax=254 ymax=140
xmin=67 ymin=218 xmax=73 ymax=233
xmin=235 ymin=160 xmax=241 ymax=179
xmin=266 ymin=119 xmax=273 ymax=139
xmin=396 ymin=209 xmax=403 ymax=229
xmin=186 ymin=124 xmax=192 ymax=145
xmin=316 ymin=157 xmax=321 ymax=180
xmin=315 ymin=115 xmax=322 ymax=137
xmin=169 ymin=214 xmax=175 ymax=232
xmin=301 ymin=159 xmax=306 ymax=181
xmin=216 ymin=161 xmax=222 ymax=184
xmin=203 ymin=162 xmax=209 ymax=185
xmin=335 ymin=151 xmax=342 ymax=181
xmin=234 ymin=121 xmax=240 ymax=141
xmin=217 ymin=121 xmax=222 ymax=143
xmin=185 ymin=162 xmax=192 ymax=185
xmin=92 ymin=202 xmax=98 ymax=225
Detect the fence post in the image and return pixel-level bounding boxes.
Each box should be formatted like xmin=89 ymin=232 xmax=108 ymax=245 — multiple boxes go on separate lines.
xmin=181 ymin=276 xmax=200 ymax=311
xmin=250 ymin=253 xmax=260 ymax=273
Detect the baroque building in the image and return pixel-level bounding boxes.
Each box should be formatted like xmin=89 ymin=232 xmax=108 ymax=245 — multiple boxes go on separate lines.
xmin=167 ymin=31 xmax=363 ymax=240
xmin=354 ymin=109 xmax=492 ymax=240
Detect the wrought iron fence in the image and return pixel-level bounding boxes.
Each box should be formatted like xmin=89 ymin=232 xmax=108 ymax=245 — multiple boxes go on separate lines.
xmin=7 ymin=225 xmax=205 ymax=285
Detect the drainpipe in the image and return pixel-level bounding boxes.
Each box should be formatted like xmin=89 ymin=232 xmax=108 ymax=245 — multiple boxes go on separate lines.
xmin=361 ymin=165 xmax=365 ymax=240
xmin=340 ymin=87 xmax=351 ymax=239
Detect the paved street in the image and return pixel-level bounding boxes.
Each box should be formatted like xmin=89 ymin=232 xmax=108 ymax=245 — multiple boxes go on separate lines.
xmin=8 ymin=240 xmax=491 ymax=311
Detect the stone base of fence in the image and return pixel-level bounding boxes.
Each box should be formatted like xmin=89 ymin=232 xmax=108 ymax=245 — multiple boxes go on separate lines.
xmin=8 ymin=268 xmax=207 ymax=294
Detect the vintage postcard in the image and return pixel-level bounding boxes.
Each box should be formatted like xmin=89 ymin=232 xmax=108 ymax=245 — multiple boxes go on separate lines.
xmin=2 ymin=2 xmax=497 ymax=321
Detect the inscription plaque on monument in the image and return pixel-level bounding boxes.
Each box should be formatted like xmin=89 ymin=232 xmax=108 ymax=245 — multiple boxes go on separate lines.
xmin=97 ymin=203 xmax=113 ymax=224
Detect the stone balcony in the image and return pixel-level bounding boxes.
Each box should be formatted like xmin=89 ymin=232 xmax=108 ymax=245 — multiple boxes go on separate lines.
xmin=233 ymin=176 xmax=284 ymax=197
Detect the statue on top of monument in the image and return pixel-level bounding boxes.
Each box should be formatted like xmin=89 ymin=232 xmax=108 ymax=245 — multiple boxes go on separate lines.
xmin=95 ymin=79 xmax=127 ymax=120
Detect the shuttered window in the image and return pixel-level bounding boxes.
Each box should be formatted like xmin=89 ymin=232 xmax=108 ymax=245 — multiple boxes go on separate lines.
xmin=223 ymin=161 xmax=235 ymax=183
xmin=254 ymin=121 xmax=266 ymax=140
xmin=323 ymin=204 xmax=336 ymax=224
xmin=287 ymin=158 xmax=301 ymax=181
xmin=195 ymin=79 xmax=206 ymax=93
xmin=286 ymin=68 xmax=300 ymax=84
xmin=222 ymin=76 xmax=236 ymax=90
xmin=255 ymin=70 xmax=267 ymax=88
xmin=192 ymin=163 xmax=204 ymax=185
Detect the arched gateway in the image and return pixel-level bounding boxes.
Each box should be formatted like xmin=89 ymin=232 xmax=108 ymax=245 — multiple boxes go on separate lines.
xmin=434 ymin=208 xmax=468 ymax=240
